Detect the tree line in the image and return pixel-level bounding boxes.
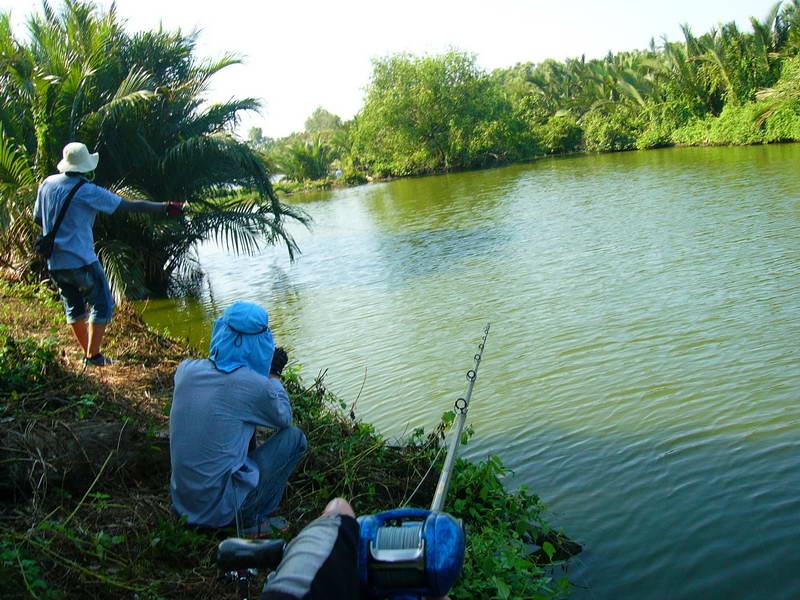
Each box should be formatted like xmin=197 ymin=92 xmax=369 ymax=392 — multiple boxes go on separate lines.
xmin=272 ymin=1 xmax=800 ymax=182
xmin=2 ymin=1 xmax=799 ymax=297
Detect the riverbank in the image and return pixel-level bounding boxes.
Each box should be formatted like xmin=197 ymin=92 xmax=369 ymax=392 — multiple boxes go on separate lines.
xmin=275 ymin=138 xmax=800 ymax=203
xmin=0 ymin=279 xmax=575 ymax=599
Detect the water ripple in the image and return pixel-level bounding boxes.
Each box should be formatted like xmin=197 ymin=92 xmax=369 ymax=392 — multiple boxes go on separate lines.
xmin=143 ymin=145 xmax=800 ymax=599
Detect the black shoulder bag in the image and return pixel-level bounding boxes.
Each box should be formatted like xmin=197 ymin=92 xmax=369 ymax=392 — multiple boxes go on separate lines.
xmin=35 ymin=179 xmax=87 ymax=259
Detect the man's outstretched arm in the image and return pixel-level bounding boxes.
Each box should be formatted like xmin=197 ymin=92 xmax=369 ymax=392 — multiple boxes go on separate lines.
xmin=117 ymin=198 xmax=184 ymax=215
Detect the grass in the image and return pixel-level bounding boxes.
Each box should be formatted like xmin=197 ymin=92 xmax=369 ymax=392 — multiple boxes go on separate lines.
xmin=0 ymin=279 xmax=575 ymax=599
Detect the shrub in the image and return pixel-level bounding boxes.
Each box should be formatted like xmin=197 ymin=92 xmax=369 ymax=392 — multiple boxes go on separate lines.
xmin=672 ymin=103 xmax=792 ymax=146
xmin=448 ymin=456 xmax=569 ymax=599
xmin=581 ymin=106 xmax=640 ymax=153
xmin=706 ymin=104 xmax=767 ymax=144
xmin=636 ymin=101 xmax=695 ymax=149
xmin=0 ymin=331 xmax=62 ymax=394
xmin=673 ymin=116 xmax=715 ymax=145
xmin=538 ymin=114 xmax=583 ymax=155
xmin=0 ymin=537 xmax=62 ymax=600
xmin=763 ymin=101 xmax=800 ymax=142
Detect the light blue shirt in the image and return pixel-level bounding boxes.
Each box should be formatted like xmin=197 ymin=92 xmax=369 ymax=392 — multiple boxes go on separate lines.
xmin=169 ymin=359 xmax=292 ymax=527
xmin=33 ymin=174 xmax=122 ymax=270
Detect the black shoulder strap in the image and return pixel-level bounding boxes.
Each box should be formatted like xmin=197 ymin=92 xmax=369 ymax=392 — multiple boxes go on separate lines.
xmin=48 ymin=178 xmax=87 ymax=238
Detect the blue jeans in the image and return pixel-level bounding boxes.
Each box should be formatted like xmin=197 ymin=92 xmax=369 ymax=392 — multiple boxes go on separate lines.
xmin=50 ymin=261 xmax=115 ymax=324
xmin=240 ymin=426 xmax=307 ymax=525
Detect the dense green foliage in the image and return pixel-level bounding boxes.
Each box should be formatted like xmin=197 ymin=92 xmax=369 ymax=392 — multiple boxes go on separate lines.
xmin=0 ymin=1 xmax=307 ymax=297
xmin=261 ymin=1 xmax=800 ymax=182
xmin=349 ymin=51 xmax=532 ymax=175
xmin=0 ymin=280 xmax=571 ymax=599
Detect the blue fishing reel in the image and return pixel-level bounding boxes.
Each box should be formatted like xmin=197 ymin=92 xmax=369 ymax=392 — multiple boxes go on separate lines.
xmin=357 ymin=508 xmax=465 ymax=599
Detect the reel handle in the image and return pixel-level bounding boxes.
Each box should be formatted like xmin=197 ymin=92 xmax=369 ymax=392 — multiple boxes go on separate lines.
xmin=216 ymin=537 xmax=285 ymax=571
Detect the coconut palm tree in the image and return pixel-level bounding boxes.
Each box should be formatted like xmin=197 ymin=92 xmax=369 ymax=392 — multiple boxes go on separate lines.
xmin=654 ymin=36 xmax=713 ymax=116
xmin=785 ymin=0 xmax=800 ymax=53
xmin=0 ymin=1 xmax=139 ymax=276
xmin=276 ymin=135 xmax=337 ymax=182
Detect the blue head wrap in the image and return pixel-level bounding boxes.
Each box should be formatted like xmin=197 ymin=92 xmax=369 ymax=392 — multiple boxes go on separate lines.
xmin=209 ymin=302 xmax=275 ymax=377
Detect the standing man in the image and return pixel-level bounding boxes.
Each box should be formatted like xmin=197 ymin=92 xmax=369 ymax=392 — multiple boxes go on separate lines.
xmin=169 ymin=301 xmax=307 ymax=534
xmin=33 ymin=141 xmax=184 ymax=366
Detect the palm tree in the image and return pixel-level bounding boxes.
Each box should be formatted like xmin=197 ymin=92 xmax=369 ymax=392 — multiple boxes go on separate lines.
xmin=276 ymin=135 xmax=337 ymax=182
xmin=654 ymin=36 xmax=713 ymax=116
xmin=0 ymin=1 xmax=307 ymax=296
xmin=750 ymin=2 xmax=793 ymax=71
xmin=0 ymin=1 xmax=139 ymax=276
xmin=785 ymin=0 xmax=800 ymax=53
xmin=93 ymin=27 xmax=308 ymax=297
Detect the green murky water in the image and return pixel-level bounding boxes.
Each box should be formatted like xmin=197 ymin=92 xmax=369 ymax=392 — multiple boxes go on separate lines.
xmin=142 ymin=145 xmax=800 ymax=599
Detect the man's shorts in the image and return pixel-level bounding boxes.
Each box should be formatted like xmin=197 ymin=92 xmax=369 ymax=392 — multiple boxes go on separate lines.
xmin=49 ymin=261 xmax=115 ymax=324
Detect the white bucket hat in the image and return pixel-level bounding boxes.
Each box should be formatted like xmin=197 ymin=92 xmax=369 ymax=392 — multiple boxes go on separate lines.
xmin=57 ymin=142 xmax=99 ymax=173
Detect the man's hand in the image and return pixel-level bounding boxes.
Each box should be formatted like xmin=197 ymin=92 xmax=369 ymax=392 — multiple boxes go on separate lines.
xmin=270 ymin=347 xmax=288 ymax=377
xmin=165 ymin=200 xmax=185 ymax=216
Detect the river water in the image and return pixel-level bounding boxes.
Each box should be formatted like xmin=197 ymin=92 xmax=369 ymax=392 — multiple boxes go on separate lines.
xmin=141 ymin=145 xmax=800 ymax=599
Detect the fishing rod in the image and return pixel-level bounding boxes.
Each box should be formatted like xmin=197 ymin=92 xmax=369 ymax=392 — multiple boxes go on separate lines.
xmin=357 ymin=323 xmax=491 ymax=599
xmin=430 ymin=323 xmax=490 ymax=512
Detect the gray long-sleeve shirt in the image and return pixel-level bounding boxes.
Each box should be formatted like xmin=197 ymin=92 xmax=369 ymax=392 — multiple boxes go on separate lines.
xmin=169 ymin=358 xmax=292 ymax=527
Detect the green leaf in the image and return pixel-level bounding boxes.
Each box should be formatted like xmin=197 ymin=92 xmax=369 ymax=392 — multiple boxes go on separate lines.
xmin=542 ymin=541 xmax=556 ymax=561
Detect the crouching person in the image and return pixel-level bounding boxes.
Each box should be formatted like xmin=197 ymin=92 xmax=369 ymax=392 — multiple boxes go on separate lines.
xmin=169 ymin=301 xmax=307 ymax=535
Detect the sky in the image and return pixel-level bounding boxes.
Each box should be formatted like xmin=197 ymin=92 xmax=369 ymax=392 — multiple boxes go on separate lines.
xmin=2 ymin=0 xmax=783 ymax=138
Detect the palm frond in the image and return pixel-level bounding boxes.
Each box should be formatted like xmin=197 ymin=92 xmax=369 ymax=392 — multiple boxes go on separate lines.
xmin=89 ymin=85 xmax=157 ymax=132
xmin=97 ymin=240 xmax=146 ymax=302
xmin=0 ymin=126 xmax=36 ymax=192
xmin=182 ymin=98 xmax=262 ymax=137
